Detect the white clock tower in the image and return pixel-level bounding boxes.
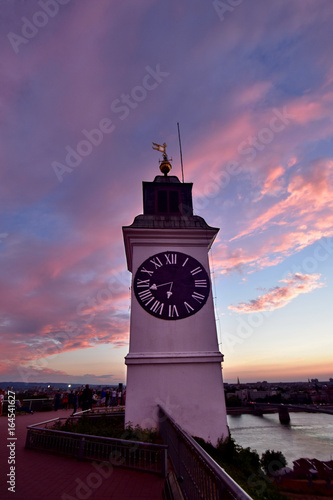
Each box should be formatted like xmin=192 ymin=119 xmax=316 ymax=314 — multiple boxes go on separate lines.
xmin=122 ymin=144 xmax=228 ymax=445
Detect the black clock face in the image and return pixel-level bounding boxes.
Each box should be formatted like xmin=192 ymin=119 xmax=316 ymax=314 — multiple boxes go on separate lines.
xmin=133 ymin=251 xmax=210 ymax=320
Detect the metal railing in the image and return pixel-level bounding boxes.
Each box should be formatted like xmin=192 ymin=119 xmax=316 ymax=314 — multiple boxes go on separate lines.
xmin=2 ymin=398 xmax=53 ymax=411
xmin=73 ymin=405 xmax=126 ymax=415
xmin=25 ymin=416 xmax=168 ymax=477
xmin=158 ymin=406 xmax=253 ymax=500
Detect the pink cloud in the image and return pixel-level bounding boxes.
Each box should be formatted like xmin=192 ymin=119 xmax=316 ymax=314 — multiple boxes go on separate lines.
xmin=229 ymin=273 xmax=324 ymax=313
xmin=0 ymin=230 xmax=130 ymax=376
xmin=0 ymin=311 xmax=129 ymax=382
xmin=287 ymin=92 xmax=333 ymax=125
xmin=288 ymin=157 xmax=297 ymax=168
xmin=236 ymin=81 xmax=273 ymax=106
xmin=186 ymin=78 xmax=333 ymax=211
xmin=230 ymin=157 xmax=333 ymax=245
xmin=215 ymin=227 xmax=332 ymax=275
xmin=255 ymin=164 xmax=286 ymax=200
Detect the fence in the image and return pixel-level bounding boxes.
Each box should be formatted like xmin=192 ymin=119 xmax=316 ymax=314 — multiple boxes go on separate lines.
xmin=3 ymin=398 xmax=53 ymax=412
xmin=158 ymin=406 xmax=253 ymax=500
xmin=73 ymin=405 xmax=125 ymax=415
xmin=25 ymin=416 xmax=168 ymax=477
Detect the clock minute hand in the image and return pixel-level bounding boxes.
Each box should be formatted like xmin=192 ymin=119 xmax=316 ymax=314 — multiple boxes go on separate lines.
xmin=150 ymin=281 xmax=173 ymax=289
xmin=150 ymin=281 xmax=173 ymax=298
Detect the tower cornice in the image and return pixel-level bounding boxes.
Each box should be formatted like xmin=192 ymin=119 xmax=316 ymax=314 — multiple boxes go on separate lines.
xmin=122 ymin=218 xmax=219 ymax=272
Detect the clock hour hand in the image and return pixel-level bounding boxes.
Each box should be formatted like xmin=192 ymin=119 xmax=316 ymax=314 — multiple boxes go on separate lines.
xmin=150 ymin=281 xmax=173 ymax=298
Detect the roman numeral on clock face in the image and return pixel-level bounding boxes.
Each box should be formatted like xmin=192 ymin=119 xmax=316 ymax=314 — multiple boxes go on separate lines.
xmin=138 ymin=289 xmax=154 ymax=305
xmin=168 ymin=304 xmax=179 ymax=317
xmin=150 ymin=300 xmax=164 ymax=315
xmin=184 ymin=301 xmax=194 ymax=313
xmin=141 ymin=267 xmax=154 ymax=276
xmin=190 ymin=266 xmax=202 ymax=276
xmin=192 ymin=292 xmax=205 ymax=303
xmin=150 ymin=256 xmax=163 ymax=269
xmin=195 ymin=279 xmax=207 ymax=288
xmin=165 ymin=253 xmax=177 ymax=265
xmin=136 ymin=279 xmax=150 ymax=288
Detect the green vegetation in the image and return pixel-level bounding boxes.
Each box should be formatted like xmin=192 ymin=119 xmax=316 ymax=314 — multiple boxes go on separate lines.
xmin=225 ymin=395 xmax=242 ymax=407
xmin=52 ymin=414 xmax=161 ymax=443
xmin=261 ymin=450 xmax=287 ymax=475
xmin=195 ymin=436 xmax=289 ymax=500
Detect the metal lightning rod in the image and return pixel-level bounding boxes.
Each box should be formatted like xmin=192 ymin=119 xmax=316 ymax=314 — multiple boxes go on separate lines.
xmin=177 ymin=122 xmax=185 ymax=183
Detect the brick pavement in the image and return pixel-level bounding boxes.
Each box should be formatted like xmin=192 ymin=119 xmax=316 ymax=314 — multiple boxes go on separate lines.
xmin=0 ymin=409 xmax=165 ymax=500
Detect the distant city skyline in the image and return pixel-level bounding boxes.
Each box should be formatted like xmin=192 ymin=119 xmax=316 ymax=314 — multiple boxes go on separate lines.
xmin=0 ymin=377 xmax=332 ymax=390
xmin=0 ymin=1 xmax=333 ymax=386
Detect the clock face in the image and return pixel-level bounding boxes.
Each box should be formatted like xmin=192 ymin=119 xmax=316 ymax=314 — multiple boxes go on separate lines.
xmin=133 ymin=251 xmax=210 ymax=320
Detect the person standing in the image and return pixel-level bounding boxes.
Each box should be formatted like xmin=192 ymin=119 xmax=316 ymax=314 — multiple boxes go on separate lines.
xmin=54 ymin=390 xmax=61 ymax=411
xmin=72 ymin=391 xmax=78 ymax=414
xmin=81 ymin=384 xmax=93 ymax=411
xmin=62 ymin=393 xmax=69 ymax=409
xmin=111 ymin=388 xmax=117 ymax=406
xmin=117 ymin=389 xmax=122 ymax=406
xmin=68 ymin=390 xmax=74 ymax=409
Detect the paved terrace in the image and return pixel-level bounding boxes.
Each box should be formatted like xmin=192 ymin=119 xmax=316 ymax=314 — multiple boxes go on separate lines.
xmin=0 ymin=409 xmax=165 ymax=500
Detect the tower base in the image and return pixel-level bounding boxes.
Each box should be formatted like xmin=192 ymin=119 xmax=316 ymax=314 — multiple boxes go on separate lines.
xmin=125 ymin=352 xmax=229 ymax=446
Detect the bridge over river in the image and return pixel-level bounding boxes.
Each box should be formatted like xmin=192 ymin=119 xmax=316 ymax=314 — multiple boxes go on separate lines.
xmin=227 ymin=403 xmax=333 ymax=424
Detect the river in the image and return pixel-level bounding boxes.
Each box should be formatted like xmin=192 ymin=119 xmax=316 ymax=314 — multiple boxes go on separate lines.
xmin=227 ymin=412 xmax=333 ymax=466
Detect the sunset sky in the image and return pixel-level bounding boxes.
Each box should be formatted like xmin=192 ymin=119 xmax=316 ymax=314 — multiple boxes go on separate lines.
xmin=1 ymin=0 xmax=332 ymax=386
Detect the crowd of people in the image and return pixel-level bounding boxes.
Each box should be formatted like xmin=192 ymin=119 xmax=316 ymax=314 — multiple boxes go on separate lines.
xmin=53 ymin=385 xmax=125 ymax=413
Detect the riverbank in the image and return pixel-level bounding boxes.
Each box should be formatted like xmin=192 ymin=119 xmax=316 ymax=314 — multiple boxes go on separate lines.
xmin=277 ymin=478 xmax=332 ymax=499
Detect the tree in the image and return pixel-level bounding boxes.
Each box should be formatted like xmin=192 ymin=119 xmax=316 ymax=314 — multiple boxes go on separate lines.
xmin=261 ymin=450 xmax=287 ymax=476
xmin=226 ymin=395 xmax=242 ymax=407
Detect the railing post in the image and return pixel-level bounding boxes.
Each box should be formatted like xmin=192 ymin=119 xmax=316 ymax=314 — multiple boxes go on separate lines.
xmin=161 ymin=448 xmax=167 ymax=478
xmin=25 ymin=429 xmax=31 ymax=449
xmin=78 ymin=437 xmax=85 ymax=460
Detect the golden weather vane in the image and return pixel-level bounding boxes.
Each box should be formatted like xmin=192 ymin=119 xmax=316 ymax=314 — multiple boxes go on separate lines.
xmin=152 ymin=142 xmax=167 ymax=155
xmin=152 ymin=141 xmax=172 ymax=175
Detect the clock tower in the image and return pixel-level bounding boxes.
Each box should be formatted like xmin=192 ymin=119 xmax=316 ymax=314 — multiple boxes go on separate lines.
xmin=122 ymin=144 xmax=228 ymax=445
